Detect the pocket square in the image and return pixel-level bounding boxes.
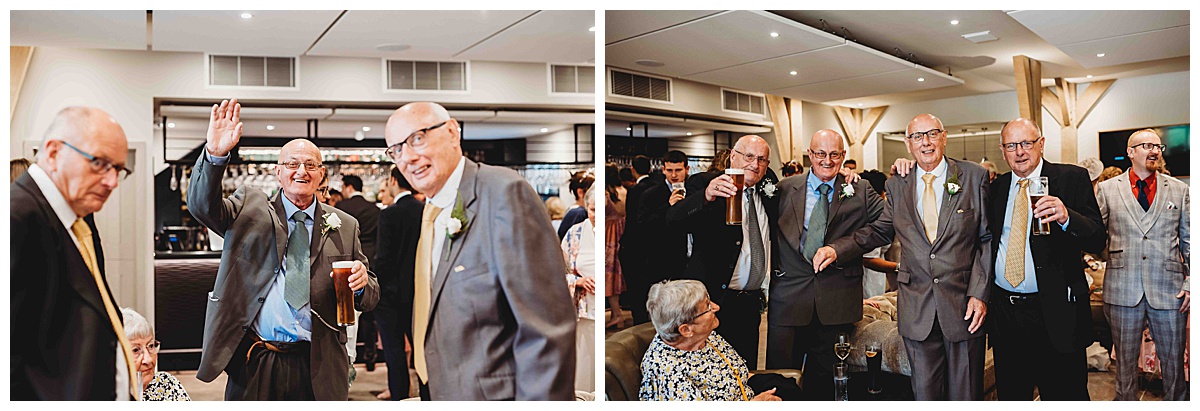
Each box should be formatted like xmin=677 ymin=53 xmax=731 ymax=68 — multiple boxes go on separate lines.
xmin=454 ymin=265 xmax=466 ymax=273
xmin=956 ymin=209 xmax=964 ymax=214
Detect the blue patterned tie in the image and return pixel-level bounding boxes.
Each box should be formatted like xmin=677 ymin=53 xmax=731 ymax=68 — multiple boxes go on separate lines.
xmin=803 ymin=184 xmax=831 ymax=262
xmin=284 ymin=210 xmax=310 ymax=310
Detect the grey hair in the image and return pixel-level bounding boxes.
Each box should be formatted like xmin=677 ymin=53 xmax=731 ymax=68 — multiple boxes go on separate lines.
xmin=646 ymin=280 xmax=709 ymax=343
xmin=584 ymin=184 xmax=596 ymax=208
xmin=120 ymin=307 xmax=154 ymax=341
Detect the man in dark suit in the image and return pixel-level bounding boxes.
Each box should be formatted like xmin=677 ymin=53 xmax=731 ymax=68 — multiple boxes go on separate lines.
xmin=638 ymin=150 xmax=691 ymax=281
xmin=386 ymin=102 xmax=575 ymax=400
xmin=986 ymin=118 xmax=1107 ymax=400
xmin=373 ymin=166 xmax=422 ymax=400
xmin=11 ymin=106 xmax=138 ymax=400
xmin=334 ymin=174 xmax=381 ymax=370
xmin=667 ymin=135 xmax=779 ymax=367
xmin=767 ymin=130 xmax=884 ymax=399
xmin=189 ymin=99 xmax=379 ymax=400
xmin=620 ymin=155 xmax=657 ymax=324
xmin=819 ymin=114 xmax=993 ymax=400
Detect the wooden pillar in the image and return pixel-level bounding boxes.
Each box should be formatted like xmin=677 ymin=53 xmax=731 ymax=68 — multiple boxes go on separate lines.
xmin=1013 ymin=55 xmax=1043 ymax=130
xmin=833 ymin=105 xmax=888 ymax=166
xmin=788 ymin=99 xmax=804 ymax=163
xmin=11 ymin=46 xmax=35 ymax=118
xmin=1041 ymin=78 xmax=1115 ymax=164
xmin=765 ymin=94 xmax=793 ymax=164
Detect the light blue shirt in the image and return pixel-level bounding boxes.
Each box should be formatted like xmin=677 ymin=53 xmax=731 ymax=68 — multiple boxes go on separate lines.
xmin=209 ymin=152 xmax=312 ymax=342
xmin=800 ymin=171 xmax=836 ymax=247
xmin=994 ymin=159 xmax=1069 ymax=293
xmin=914 ymin=157 xmax=949 ymax=225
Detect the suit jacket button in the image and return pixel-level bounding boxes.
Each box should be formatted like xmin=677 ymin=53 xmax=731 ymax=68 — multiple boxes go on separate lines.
xmin=933 ymin=278 xmax=940 ymax=284
xmin=736 ymin=240 xmax=742 ymax=246
xmin=242 ymin=326 xmax=250 ymax=332
xmin=930 ymin=254 xmax=936 ymax=259
xmin=1144 ymin=236 xmax=1149 ymax=240
xmin=258 ymin=297 xmax=266 ymax=303
xmin=1143 ymin=256 xmax=1147 ymax=260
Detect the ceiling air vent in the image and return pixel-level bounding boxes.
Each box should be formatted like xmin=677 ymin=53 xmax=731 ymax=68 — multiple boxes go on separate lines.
xmin=551 ymin=65 xmax=595 ymax=94
xmin=722 ymin=89 xmax=765 ymax=115
xmin=610 ymin=69 xmax=672 ymax=102
xmin=387 ymin=60 xmax=467 ymax=91
xmin=208 ymin=55 xmax=295 ymax=87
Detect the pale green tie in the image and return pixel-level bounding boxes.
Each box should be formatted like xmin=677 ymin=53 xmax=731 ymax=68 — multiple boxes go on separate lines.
xmin=284 ymin=210 xmax=310 ymax=309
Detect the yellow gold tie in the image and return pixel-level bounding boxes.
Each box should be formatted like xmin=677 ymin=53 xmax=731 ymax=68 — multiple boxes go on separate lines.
xmin=1005 ymin=179 xmax=1030 ymax=287
xmin=413 ymin=203 xmax=442 ymax=383
xmin=71 ymin=219 xmax=139 ymax=400
xmin=921 ymin=173 xmax=940 ymax=243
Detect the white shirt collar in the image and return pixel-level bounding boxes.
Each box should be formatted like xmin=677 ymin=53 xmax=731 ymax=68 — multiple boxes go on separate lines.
xmin=917 ymin=156 xmax=949 ymax=179
xmin=27 ymin=164 xmax=80 ymax=228
xmin=347 ymin=192 xmax=363 ymax=199
xmin=429 ymin=157 xmax=467 ymax=211
xmin=636 ymin=175 xmax=648 ymax=183
xmin=395 ymin=190 xmax=412 ymax=200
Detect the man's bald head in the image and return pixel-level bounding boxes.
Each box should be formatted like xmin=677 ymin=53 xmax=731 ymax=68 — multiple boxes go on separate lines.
xmin=37 ymin=106 xmax=129 ymax=216
xmin=40 ymin=106 xmax=125 ymax=159
xmin=904 ymin=113 xmax=947 ymax=172
xmin=731 ymin=135 xmax=770 ymax=186
xmin=999 ymin=118 xmax=1045 ymax=178
xmin=385 ymin=101 xmax=464 ymax=197
xmin=274 ymin=138 xmax=325 ymax=208
xmin=1126 ymin=128 xmax=1163 ymax=176
xmin=808 ymin=129 xmax=845 ymax=182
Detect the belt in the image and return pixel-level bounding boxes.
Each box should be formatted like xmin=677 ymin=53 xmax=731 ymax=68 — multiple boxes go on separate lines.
xmin=246 ymin=333 xmax=310 ymax=364
xmin=994 ymin=287 xmax=1040 ymax=306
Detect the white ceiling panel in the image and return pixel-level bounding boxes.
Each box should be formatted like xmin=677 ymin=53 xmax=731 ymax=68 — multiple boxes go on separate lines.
xmin=770 ymin=66 xmax=963 ymax=103
xmin=11 ymin=10 xmax=147 ymax=50
xmin=457 ymin=10 xmax=594 ymax=63
xmin=687 ymin=43 xmax=913 ymax=92
xmin=1008 ymin=10 xmax=1189 ymax=46
xmin=307 ymin=10 xmax=534 ymax=60
xmin=606 ymin=10 xmax=844 ymax=78
xmin=152 ymin=10 xmax=341 ymax=56
xmin=1059 ymin=26 xmax=1190 ymax=68
xmin=605 ymin=10 xmax=721 ymax=44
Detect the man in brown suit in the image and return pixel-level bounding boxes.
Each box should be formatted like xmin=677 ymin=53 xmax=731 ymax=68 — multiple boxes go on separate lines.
xmin=816 ymin=114 xmax=993 ymax=400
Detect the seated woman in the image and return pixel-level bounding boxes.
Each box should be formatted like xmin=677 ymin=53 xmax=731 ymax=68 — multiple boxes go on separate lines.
xmin=121 ymin=307 xmax=190 ymax=401
xmin=639 ymin=280 xmax=779 ymax=401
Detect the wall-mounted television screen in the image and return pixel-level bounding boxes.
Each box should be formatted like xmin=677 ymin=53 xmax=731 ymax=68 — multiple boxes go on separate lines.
xmin=1098 ymin=124 xmax=1189 ymax=177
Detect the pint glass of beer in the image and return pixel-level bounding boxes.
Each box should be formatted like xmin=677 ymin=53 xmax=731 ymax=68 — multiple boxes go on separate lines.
xmin=1030 ymin=176 xmax=1051 ymax=235
xmin=725 ymin=168 xmax=744 ymax=225
xmin=332 ymin=261 xmax=356 ymax=326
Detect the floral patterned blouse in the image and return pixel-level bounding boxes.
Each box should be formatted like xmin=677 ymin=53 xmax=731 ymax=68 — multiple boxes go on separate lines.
xmin=142 ymin=371 xmax=191 ymax=401
xmin=639 ymin=332 xmax=754 ymax=401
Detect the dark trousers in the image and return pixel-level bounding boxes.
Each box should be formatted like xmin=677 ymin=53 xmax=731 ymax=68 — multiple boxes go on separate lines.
xmin=357 ymin=310 xmax=378 ymax=367
xmin=224 ymin=333 xmax=314 ymax=401
xmin=766 ymin=319 xmax=854 ymax=400
xmin=991 ymin=287 xmax=1089 ymax=400
xmin=903 ymin=316 xmax=985 ymax=400
xmin=374 ymin=304 xmax=412 ymax=400
xmin=619 ymin=251 xmax=650 ymax=325
xmin=714 ymin=288 xmax=764 ymax=368
xmin=419 ymin=380 xmax=430 ymax=401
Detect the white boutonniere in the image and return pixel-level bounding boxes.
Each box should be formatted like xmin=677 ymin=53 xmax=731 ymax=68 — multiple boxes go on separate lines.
xmin=945 ymin=164 xmax=962 ymax=196
xmin=840 ymin=183 xmax=855 ymax=199
xmin=321 ymin=213 xmax=342 ymax=235
xmin=447 ymin=195 xmax=469 ymax=240
xmin=946 ymin=182 xmax=961 ymax=195
xmin=760 ymin=181 xmax=777 ymax=198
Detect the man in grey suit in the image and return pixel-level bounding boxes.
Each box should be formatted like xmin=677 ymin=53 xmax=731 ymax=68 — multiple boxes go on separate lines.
xmin=189 ymin=99 xmax=380 ymax=400
xmin=767 ymin=130 xmax=883 ymax=400
xmin=1096 ymin=128 xmax=1190 ymax=401
xmin=815 ymin=113 xmax=993 ymax=400
xmin=384 ymin=102 xmax=575 ymax=400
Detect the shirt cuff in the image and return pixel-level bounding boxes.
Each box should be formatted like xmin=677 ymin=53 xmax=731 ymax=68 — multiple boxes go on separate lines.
xmin=207 ymin=152 xmax=230 ymax=166
xmin=354 ymin=288 xmax=364 ymax=297
xmin=1061 ymin=217 xmax=1070 ymax=231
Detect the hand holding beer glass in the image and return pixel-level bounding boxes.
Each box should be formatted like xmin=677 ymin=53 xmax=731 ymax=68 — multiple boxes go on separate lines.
xmin=330 ymin=260 xmax=366 ymax=326
xmin=1029 ymin=177 xmax=1051 ymax=235
xmin=669 ymin=182 xmax=686 ymax=206
xmin=703 ymin=168 xmax=746 ymax=225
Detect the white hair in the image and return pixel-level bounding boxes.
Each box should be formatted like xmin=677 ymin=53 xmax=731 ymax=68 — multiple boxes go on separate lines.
xmin=120 ymin=307 xmax=154 ymax=341
xmin=646 ymin=280 xmax=709 ymax=342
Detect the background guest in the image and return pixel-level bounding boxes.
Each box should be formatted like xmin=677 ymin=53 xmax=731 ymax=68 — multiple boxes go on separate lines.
xmin=604 ymin=164 xmax=627 ymax=328
xmin=620 ymin=155 xmax=655 ymax=324
xmin=545 ymin=196 xmax=567 ymax=231
xmin=373 ymin=166 xmax=422 ymax=400
xmin=558 ymin=170 xmax=595 ymax=240
xmin=11 ymin=157 xmax=31 ymax=183
xmin=980 ymin=160 xmax=1000 ymax=183
xmin=120 ymin=307 xmax=190 ymax=401
xmin=561 ymin=185 xmax=598 ymax=392
xmin=619 ymin=166 xmax=636 ymax=188
xmin=336 ymin=174 xmax=383 ymax=372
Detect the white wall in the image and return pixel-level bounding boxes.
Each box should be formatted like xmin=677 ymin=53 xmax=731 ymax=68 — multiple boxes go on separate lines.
xmin=605 ymin=66 xmax=774 ymax=126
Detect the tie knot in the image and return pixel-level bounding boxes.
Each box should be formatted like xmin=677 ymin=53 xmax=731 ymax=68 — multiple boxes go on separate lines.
xmin=922 ymin=173 xmax=936 ymax=185
xmin=71 ymin=218 xmax=91 ymax=239
xmin=817 ymin=184 xmax=831 ymax=195
xmin=291 ymin=210 xmax=308 ymax=223
xmin=1018 ymin=178 xmax=1030 ymax=188
xmin=423 ymin=203 xmax=443 ymax=223
xmin=1137 ymin=179 xmax=1148 ymax=189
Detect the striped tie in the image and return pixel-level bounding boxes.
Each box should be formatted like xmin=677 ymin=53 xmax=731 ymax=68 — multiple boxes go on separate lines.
xmin=1004 ymin=179 xmax=1030 ymax=287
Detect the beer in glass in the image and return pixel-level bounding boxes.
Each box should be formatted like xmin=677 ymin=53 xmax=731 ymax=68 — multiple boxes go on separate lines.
xmin=866 ymin=343 xmax=883 ymax=394
xmin=1030 ymin=176 xmax=1051 ymax=235
xmin=725 ymin=168 xmax=744 ymax=225
xmin=332 ymin=261 xmax=356 ymax=326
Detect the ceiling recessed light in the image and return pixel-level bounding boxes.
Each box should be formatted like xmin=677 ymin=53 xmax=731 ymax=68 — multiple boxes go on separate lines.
xmin=950 ymin=20 xmax=959 ymax=25
xmin=789 ymin=71 xmax=797 ymax=76
xmin=375 ymin=43 xmax=411 ymax=52
xmin=1087 ymin=75 xmax=1094 ymax=79
xmin=635 ymin=59 xmax=665 ymax=67
xmin=362 ymin=126 xmax=371 ymax=132
xmin=240 ymin=13 xmax=253 ymax=19
xmin=626 ymin=127 xmax=632 ymax=131
xmin=857 ymin=103 xmax=863 ymax=107
xmin=540 ymin=128 xmax=549 ymax=133
xmin=354 ymin=131 xmax=365 ymax=141
xmin=686 ymin=132 xmax=693 ymax=136
xmin=917 ymin=77 xmax=925 ymax=82
xmin=1096 ymin=53 xmax=1106 ymax=57
xmin=589 ymin=26 xmax=596 ymax=32
xmin=266 ymin=125 xmax=275 ymax=131
xmin=167 ymin=122 xmax=176 ymax=128
xmin=770 ymin=32 xmax=779 ymax=38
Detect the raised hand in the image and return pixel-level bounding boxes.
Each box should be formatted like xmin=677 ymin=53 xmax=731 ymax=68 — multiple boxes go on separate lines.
xmin=892 ymin=158 xmax=916 ymax=177
xmin=705 ymin=174 xmax=738 ymax=202
xmin=206 ymin=99 xmax=243 ymax=157
xmin=839 ymin=166 xmax=861 ymax=183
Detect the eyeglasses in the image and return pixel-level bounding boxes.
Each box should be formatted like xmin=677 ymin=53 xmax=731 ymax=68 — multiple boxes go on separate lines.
xmin=906 ymin=128 xmax=944 ymax=142
xmin=1130 ymin=142 xmax=1167 ymax=152
xmin=385 ymin=121 xmax=449 ymax=162
xmin=316 ymin=187 xmax=331 ymax=195
xmin=1000 ymin=137 xmax=1043 ymax=152
xmin=808 ymin=149 xmax=845 ymax=161
xmin=130 ymin=340 xmax=161 ymax=358
xmin=57 ymin=140 xmax=132 ymax=181
xmin=686 ymin=299 xmax=716 ymax=324
xmin=278 ymin=160 xmax=323 ymax=171
xmin=733 ymin=148 xmax=770 ymax=166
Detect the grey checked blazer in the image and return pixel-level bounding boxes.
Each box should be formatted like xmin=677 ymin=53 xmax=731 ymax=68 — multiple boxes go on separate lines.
xmin=1096 ymin=170 xmax=1190 ymax=309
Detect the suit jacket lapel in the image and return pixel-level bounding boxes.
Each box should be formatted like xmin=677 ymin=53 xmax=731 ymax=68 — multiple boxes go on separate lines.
xmin=271 ymin=193 xmax=289 ymax=267
xmin=1143 ymin=173 xmax=1169 ymax=232
xmin=826 ymin=174 xmax=846 ymax=226
xmin=310 ymin=201 xmax=329 ymax=267
xmin=901 ymin=166 xmax=930 ymax=246
xmin=932 ymin=158 xmax=964 ymax=248
xmin=781 ymin=172 xmax=807 ymax=250
xmin=1115 ymin=172 xmax=1151 ymax=233
xmin=17 ymin=176 xmax=109 ymax=317
xmin=429 ymin=158 xmax=480 ymax=318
